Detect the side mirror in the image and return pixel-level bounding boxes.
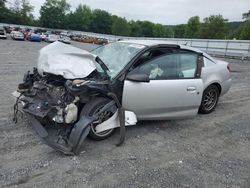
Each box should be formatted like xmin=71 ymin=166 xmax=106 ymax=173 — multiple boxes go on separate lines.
xmin=126 ymin=72 xmax=150 ymax=82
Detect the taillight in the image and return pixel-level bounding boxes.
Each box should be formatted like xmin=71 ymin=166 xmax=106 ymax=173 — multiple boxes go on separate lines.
xmin=227 ymin=63 xmax=231 ymax=72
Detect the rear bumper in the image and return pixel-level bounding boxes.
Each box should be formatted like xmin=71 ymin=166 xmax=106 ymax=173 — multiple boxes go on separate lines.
xmin=47 ymin=39 xmax=57 ymax=42
xmin=62 ymin=40 xmax=70 ymax=44
xmin=221 ymin=78 xmax=232 ymax=96
xmin=14 ymin=37 xmax=24 ymax=40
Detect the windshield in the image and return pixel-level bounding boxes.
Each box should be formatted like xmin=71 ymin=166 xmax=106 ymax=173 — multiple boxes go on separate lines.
xmin=92 ymin=42 xmax=145 ymax=79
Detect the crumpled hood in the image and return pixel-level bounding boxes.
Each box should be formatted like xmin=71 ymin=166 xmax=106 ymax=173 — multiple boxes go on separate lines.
xmin=38 ymin=41 xmax=97 ymax=79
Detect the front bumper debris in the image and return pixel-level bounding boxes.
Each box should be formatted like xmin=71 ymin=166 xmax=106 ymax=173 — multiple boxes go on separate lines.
xmin=13 ymin=85 xmax=130 ymax=155
xmin=23 ymin=98 xmax=123 ymax=155
xmin=27 ymin=114 xmax=92 ymax=155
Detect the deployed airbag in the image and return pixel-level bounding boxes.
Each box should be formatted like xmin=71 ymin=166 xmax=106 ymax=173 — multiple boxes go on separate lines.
xmin=38 ymin=41 xmax=97 ymax=79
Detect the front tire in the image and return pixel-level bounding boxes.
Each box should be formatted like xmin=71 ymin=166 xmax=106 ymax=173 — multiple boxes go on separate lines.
xmin=199 ymin=85 xmax=219 ymax=114
xmin=80 ymin=97 xmax=115 ymax=141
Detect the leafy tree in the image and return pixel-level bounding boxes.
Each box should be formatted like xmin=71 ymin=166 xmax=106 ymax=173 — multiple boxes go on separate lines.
xmin=185 ymin=16 xmax=201 ymax=38
xmin=0 ymin=0 xmax=11 ymax=23
xmin=89 ymin=9 xmax=112 ymax=34
xmin=66 ymin=4 xmax=92 ymax=31
xmin=242 ymin=10 xmax=250 ymax=20
xmin=200 ymin=15 xmax=228 ymax=39
xmin=237 ymin=10 xmax=250 ymax=39
xmin=8 ymin=0 xmax=21 ymax=24
xmin=6 ymin=0 xmax=34 ymax=25
xmin=0 ymin=0 xmax=6 ymax=7
xmin=153 ymin=24 xmax=165 ymax=37
xmin=138 ymin=21 xmax=154 ymax=37
xmin=111 ymin=16 xmax=130 ymax=36
xmin=228 ymin=21 xmax=242 ymax=37
xmin=129 ymin=20 xmax=156 ymax=37
xmin=164 ymin=26 xmax=174 ymax=38
xmin=153 ymin=24 xmax=173 ymax=38
xmin=19 ymin=0 xmax=34 ymax=25
xmin=173 ymin=24 xmax=186 ymax=38
xmin=230 ymin=10 xmax=250 ymax=40
xmin=238 ymin=21 xmax=250 ymax=39
xmin=129 ymin=20 xmax=142 ymax=37
xmin=40 ymin=0 xmax=70 ymax=28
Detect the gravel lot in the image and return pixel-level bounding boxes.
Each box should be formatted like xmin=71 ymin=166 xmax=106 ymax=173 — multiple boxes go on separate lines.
xmin=0 ymin=39 xmax=250 ymax=188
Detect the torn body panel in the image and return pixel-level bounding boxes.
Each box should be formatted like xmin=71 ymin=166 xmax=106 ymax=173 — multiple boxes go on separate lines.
xmin=95 ymin=110 xmax=137 ymax=133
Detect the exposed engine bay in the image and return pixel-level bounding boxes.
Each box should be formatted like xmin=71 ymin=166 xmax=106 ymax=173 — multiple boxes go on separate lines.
xmin=19 ymin=68 xmax=110 ymax=124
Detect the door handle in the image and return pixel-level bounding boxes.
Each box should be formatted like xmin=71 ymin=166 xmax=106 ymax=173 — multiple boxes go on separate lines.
xmin=187 ymin=86 xmax=196 ymax=92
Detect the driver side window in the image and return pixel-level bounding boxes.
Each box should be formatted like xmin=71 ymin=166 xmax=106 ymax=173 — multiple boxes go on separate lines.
xmin=132 ymin=52 xmax=198 ymax=80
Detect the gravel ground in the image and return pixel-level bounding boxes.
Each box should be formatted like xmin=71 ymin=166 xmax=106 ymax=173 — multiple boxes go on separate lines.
xmin=0 ymin=39 xmax=250 ymax=188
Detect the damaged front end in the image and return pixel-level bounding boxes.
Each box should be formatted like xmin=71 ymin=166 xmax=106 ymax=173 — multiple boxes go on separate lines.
xmin=15 ymin=68 xmax=118 ymax=155
xmin=13 ymin=42 xmax=130 ymax=155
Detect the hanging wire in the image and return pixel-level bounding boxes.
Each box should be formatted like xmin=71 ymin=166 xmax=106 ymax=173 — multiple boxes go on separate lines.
xmin=13 ymin=93 xmax=23 ymax=123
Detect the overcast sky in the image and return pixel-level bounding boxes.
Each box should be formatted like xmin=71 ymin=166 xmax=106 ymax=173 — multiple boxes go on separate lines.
xmin=9 ymin=0 xmax=250 ymax=24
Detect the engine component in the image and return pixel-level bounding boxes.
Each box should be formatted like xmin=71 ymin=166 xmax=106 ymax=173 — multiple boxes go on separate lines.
xmin=52 ymin=108 xmax=64 ymax=123
xmin=64 ymin=103 xmax=78 ymax=124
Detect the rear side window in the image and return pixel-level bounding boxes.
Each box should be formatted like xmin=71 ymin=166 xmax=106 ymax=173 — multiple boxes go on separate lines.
xmin=179 ymin=53 xmax=198 ymax=78
xmin=131 ymin=52 xmax=198 ymax=80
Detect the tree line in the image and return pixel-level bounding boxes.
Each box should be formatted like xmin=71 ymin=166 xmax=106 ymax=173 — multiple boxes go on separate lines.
xmin=1 ymin=0 xmax=249 ymax=39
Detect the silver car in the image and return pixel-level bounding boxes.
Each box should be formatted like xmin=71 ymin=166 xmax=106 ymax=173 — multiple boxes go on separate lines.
xmin=14 ymin=40 xmax=231 ymax=155
xmin=10 ymin=31 xmax=25 ymax=40
xmin=0 ymin=27 xmax=7 ymax=39
xmin=45 ymin=34 xmax=59 ymax=42
xmin=58 ymin=36 xmax=71 ymax=44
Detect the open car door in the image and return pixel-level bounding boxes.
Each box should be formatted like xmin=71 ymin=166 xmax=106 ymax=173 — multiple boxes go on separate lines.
xmin=122 ymin=52 xmax=204 ymax=120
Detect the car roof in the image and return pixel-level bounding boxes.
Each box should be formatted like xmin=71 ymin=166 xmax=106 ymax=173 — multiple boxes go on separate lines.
xmin=120 ymin=39 xmax=201 ymax=51
xmin=119 ymin=39 xmax=178 ymax=46
xmin=119 ymin=39 xmax=214 ymax=60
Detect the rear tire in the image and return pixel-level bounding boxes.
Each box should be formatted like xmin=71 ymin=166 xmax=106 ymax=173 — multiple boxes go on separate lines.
xmin=81 ymin=97 xmax=115 ymax=141
xmin=199 ymin=85 xmax=219 ymax=114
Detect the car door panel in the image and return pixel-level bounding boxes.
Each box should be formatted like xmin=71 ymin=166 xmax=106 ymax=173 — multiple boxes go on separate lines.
xmin=122 ymin=79 xmax=203 ymax=120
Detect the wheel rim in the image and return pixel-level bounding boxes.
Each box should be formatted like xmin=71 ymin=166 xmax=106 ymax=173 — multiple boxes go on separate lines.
xmin=203 ymin=89 xmax=218 ymax=111
xmin=91 ymin=108 xmax=113 ymax=137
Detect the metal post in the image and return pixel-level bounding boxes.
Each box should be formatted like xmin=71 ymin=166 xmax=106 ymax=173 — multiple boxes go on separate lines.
xmin=206 ymin=40 xmax=209 ymax=53
xmin=225 ymin=41 xmax=229 ymax=57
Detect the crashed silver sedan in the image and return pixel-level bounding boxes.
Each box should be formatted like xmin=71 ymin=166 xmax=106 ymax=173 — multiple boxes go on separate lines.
xmin=13 ymin=40 xmax=232 ymax=155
